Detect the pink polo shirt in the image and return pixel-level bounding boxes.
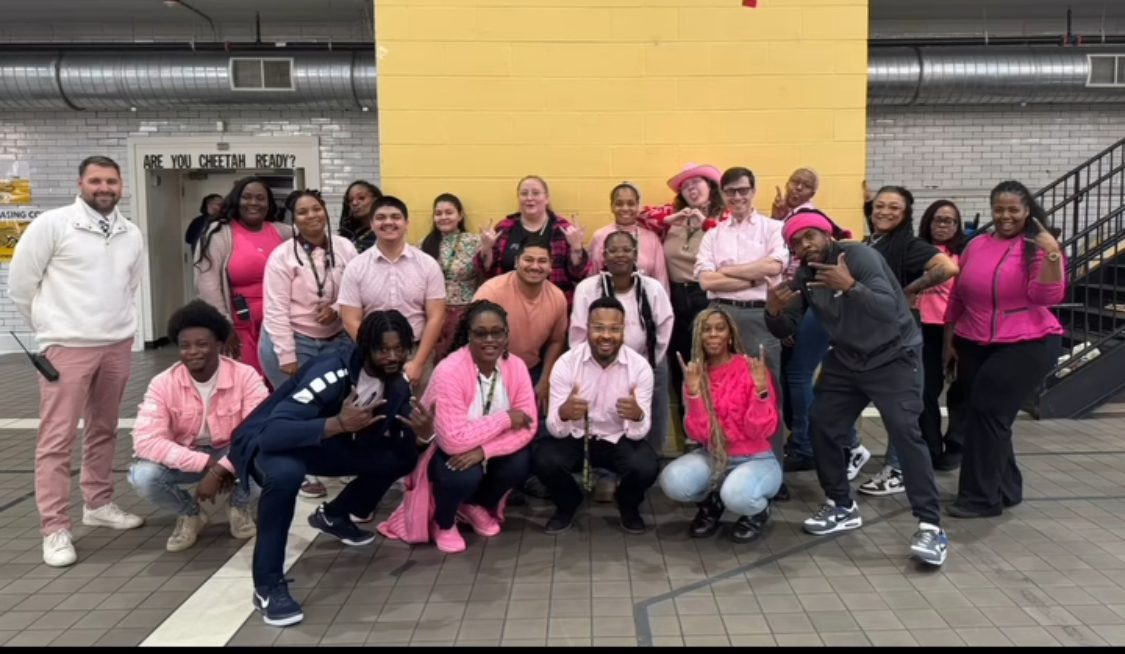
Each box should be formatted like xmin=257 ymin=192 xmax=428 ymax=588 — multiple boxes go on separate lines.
xmin=337 ymin=243 xmax=446 ymax=341
xmin=587 ymin=224 xmax=670 ymax=293
xmin=694 ymin=210 xmax=788 ymax=302
xmin=263 ymin=235 xmax=359 ymax=366
xmin=568 ymin=273 xmax=674 ymax=364
xmin=546 ymin=342 xmax=654 ymax=445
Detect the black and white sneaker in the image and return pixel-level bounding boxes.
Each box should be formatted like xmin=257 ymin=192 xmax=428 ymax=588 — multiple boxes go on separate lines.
xmin=857 ymin=465 xmax=905 ymax=496
xmin=910 ymin=523 xmax=949 ymax=566
xmin=846 ymin=445 xmax=872 ymax=481
xmin=307 ymin=504 xmax=376 ymax=546
xmin=253 ymin=579 xmax=304 ymax=627
xmin=803 ymin=499 xmax=863 ymax=535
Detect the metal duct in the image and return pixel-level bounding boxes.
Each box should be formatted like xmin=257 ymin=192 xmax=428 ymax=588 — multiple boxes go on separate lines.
xmin=869 ymin=46 xmax=1125 ymax=106
xmin=0 ymin=50 xmax=375 ymax=110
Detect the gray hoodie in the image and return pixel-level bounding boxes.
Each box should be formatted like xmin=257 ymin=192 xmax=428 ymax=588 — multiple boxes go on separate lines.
xmin=765 ymin=241 xmax=920 ymax=372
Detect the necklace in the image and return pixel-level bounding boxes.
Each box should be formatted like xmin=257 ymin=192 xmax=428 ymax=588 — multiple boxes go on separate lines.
xmin=477 ymin=368 xmax=499 ymax=415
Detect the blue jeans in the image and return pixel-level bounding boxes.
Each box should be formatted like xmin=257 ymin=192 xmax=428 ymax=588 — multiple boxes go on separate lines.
xmin=784 ymin=312 xmax=859 ymax=459
xmin=258 ymin=329 xmax=353 ymax=389
xmin=128 ymin=445 xmax=250 ymax=517
xmin=659 ymin=450 xmax=782 ymax=517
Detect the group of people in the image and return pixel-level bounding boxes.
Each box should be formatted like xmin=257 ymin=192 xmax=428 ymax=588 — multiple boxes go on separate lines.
xmin=6 ymin=155 xmax=1067 ymax=629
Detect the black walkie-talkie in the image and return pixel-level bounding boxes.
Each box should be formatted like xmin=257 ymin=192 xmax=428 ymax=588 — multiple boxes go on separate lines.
xmin=10 ymin=332 xmax=59 ymax=382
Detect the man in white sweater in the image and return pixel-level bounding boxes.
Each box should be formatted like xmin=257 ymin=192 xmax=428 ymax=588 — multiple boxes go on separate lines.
xmin=8 ymin=156 xmax=147 ymax=567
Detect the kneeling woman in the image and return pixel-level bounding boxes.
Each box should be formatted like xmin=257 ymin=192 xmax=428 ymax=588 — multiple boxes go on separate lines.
xmin=659 ymin=307 xmax=781 ymax=543
xmin=378 ymin=300 xmax=538 ymax=553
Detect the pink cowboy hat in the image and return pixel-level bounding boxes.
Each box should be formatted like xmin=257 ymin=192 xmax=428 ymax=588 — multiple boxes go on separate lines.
xmin=667 ymin=163 xmax=721 ymax=192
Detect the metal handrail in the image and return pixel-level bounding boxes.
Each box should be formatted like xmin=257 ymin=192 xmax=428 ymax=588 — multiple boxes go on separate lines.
xmin=1037 ymin=138 xmax=1125 ymax=198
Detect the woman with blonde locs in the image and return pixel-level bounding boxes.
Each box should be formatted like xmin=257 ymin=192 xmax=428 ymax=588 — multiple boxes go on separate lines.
xmin=659 ymin=307 xmax=782 ymax=543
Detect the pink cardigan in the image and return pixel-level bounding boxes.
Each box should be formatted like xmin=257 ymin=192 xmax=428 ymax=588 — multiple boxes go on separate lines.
xmin=377 ymin=347 xmax=538 ymax=544
xmin=944 ymin=234 xmax=1066 ymax=345
xmin=684 ymin=356 xmax=779 ymax=458
xmin=132 ymin=357 xmax=269 ymax=474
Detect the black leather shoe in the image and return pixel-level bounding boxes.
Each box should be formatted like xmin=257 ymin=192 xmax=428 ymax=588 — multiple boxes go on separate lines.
xmin=933 ymin=451 xmax=962 ymax=471
xmin=731 ymin=506 xmax=770 ymax=544
xmin=689 ymin=492 xmax=724 ymax=539
xmin=783 ymin=453 xmax=816 ymax=472
xmin=620 ymin=508 xmax=646 ymax=535
xmin=773 ymin=483 xmax=791 ymax=502
xmin=544 ymin=510 xmax=576 ymax=535
xmin=945 ymin=503 xmax=1002 ymax=519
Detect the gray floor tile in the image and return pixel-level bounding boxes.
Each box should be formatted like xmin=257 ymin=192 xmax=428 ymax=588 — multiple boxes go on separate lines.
xmin=47 ymin=629 xmax=108 ymax=647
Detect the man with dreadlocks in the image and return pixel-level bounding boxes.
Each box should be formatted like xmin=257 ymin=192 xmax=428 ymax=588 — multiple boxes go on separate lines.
xmin=228 ymin=310 xmax=432 ymax=627
xmin=659 ymin=307 xmax=781 ymax=543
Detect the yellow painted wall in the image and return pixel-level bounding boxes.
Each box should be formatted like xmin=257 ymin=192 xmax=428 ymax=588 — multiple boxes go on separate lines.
xmin=374 ymin=0 xmax=869 ymax=241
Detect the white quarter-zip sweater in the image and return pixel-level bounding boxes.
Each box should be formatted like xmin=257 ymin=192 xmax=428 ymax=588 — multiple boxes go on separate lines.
xmin=8 ymin=196 xmax=144 ymax=350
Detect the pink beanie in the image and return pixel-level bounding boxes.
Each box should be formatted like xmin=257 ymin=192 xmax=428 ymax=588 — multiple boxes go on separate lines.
xmin=783 ymin=210 xmax=853 ymax=244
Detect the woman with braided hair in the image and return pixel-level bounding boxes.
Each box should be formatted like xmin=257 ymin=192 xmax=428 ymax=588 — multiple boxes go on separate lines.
xmin=658 ymin=307 xmax=781 ymax=543
xmin=378 ymin=300 xmax=538 ymax=553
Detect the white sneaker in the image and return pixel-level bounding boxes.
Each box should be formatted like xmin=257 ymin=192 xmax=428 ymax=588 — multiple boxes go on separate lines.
xmin=82 ymin=502 xmax=145 ymax=530
xmin=229 ymin=504 xmax=257 ymax=540
xmin=43 ymin=529 xmax=77 ymax=567
xmin=857 ymin=465 xmax=905 ymax=496
xmin=847 ymin=445 xmax=872 ymax=481
xmin=166 ymin=513 xmax=208 ymax=552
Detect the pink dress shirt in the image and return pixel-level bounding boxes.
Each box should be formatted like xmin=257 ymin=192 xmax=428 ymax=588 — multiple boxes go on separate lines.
xmin=568 ymin=273 xmax=674 ymax=364
xmin=547 ymin=342 xmax=654 ymax=445
xmin=694 ymin=210 xmax=788 ymax=302
xmin=337 ymin=244 xmax=446 ymax=341
xmin=587 ymin=224 xmax=670 ymax=293
xmin=263 ymin=235 xmax=359 ymax=366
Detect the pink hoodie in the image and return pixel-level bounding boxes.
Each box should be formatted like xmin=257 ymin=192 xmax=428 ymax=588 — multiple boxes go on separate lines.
xmin=944 ymin=234 xmax=1066 ymax=345
xmin=377 ymin=347 xmax=538 ymax=544
xmin=132 ymin=357 xmax=269 ymax=474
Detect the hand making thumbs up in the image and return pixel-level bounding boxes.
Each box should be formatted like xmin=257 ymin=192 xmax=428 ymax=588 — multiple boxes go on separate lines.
xmin=559 ymin=383 xmax=590 ymax=422
xmin=615 ymin=385 xmax=645 ymax=422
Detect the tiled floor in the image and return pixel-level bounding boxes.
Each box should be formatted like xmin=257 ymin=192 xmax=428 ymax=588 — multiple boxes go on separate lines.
xmin=2 ymin=348 xmax=1125 ymax=646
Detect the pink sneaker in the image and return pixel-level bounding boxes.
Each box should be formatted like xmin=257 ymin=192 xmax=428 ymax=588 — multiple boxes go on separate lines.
xmin=433 ymin=523 xmax=466 ymax=554
xmin=456 ymin=504 xmax=501 ymax=537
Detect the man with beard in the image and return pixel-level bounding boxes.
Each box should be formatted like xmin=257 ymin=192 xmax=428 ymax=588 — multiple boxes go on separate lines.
xmin=9 ymin=156 xmax=146 ymax=568
xmin=764 ymin=210 xmax=949 ymax=567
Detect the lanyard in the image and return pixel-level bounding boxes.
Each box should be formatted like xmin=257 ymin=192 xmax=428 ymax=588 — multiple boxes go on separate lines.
xmin=478 ymin=370 xmax=499 ymax=415
xmin=300 ymin=240 xmax=329 ymax=299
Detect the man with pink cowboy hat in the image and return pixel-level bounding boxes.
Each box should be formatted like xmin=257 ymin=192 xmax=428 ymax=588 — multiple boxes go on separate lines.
xmin=763 ymin=209 xmax=949 ymax=567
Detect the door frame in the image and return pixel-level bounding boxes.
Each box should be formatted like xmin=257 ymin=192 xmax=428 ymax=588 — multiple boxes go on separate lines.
xmin=127 ymin=136 xmax=321 ymax=347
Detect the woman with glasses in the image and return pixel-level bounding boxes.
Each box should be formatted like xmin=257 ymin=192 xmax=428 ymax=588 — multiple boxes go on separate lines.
xmin=587 ymin=183 xmax=669 ymax=293
xmin=378 ymin=300 xmax=537 ymax=553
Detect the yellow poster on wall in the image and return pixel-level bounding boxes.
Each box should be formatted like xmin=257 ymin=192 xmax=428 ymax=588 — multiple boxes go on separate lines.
xmin=0 ymin=179 xmax=31 ymax=205
xmin=0 ymin=220 xmax=31 ymax=263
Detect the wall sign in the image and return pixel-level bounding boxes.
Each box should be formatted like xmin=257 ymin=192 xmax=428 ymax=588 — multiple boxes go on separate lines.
xmin=142 ymin=152 xmax=299 ymax=170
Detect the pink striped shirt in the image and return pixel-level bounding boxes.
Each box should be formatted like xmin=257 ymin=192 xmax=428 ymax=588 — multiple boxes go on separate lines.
xmin=337 ymin=244 xmax=446 ymax=341
xmin=694 ymin=210 xmax=788 ymax=302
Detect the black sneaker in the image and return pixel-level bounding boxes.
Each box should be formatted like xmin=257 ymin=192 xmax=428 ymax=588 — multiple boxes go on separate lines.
xmin=619 ymin=508 xmax=646 ymax=535
xmin=523 ymin=476 xmax=551 ymax=500
xmin=544 ymin=510 xmax=576 ymax=535
xmin=307 ymin=504 xmax=376 ymax=546
xmin=773 ymin=483 xmax=791 ymax=502
xmin=783 ymin=453 xmax=816 ymax=472
xmin=689 ymin=492 xmax=724 ymax=539
xmin=731 ymin=505 xmax=770 ymax=544
xmin=253 ymin=579 xmax=304 ymax=627
xmin=933 ymin=451 xmax=962 ymax=471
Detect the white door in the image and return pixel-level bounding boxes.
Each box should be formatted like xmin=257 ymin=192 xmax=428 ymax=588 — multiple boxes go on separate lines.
xmin=144 ymin=170 xmax=185 ymax=345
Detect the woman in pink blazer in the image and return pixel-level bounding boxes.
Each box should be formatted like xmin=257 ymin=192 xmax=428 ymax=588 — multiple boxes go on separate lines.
xmin=378 ymin=300 xmax=538 ymax=553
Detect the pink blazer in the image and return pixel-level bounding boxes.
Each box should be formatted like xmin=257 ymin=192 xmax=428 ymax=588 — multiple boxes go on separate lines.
xmin=377 ymin=347 xmax=537 ymax=544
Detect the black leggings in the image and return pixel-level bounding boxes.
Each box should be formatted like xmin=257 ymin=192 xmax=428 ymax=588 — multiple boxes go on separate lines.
xmin=430 ymin=447 xmax=531 ymax=529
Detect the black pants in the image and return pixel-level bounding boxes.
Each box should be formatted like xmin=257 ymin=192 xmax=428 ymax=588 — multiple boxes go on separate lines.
xmin=810 ymin=346 xmax=941 ymax=526
xmin=920 ymin=324 xmax=966 ymax=459
xmin=429 ymin=446 xmax=531 ymax=529
xmin=249 ymin=430 xmax=418 ymax=587
xmin=953 ymin=335 xmax=1058 ymax=513
xmin=533 ymin=437 xmax=659 ymax=514
xmin=668 ymin=282 xmax=711 ymax=418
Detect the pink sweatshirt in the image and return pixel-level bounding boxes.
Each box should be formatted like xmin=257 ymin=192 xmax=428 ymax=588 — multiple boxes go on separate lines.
xmin=132 ymin=357 xmax=269 ymax=474
xmin=944 ymin=234 xmax=1066 ymax=345
xmin=918 ymin=244 xmax=958 ymax=325
xmin=263 ymin=234 xmax=359 ymax=366
xmin=377 ymin=347 xmax=538 ymax=544
xmin=684 ymin=356 xmax=779 ymax=458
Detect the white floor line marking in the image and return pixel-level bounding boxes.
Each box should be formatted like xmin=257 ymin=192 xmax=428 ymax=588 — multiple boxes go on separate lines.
xmin=140 ymin=496 xmax=325 ymax=647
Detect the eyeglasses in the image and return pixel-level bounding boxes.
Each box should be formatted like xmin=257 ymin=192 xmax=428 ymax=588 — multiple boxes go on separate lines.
xmin=469 ymin=328 xmax=509 ymax=342
xmin=932 ymin=218 xmax=958 ymax=226
xmin=722 ymin=187 xmax=753 ymax=197
xmin=590 ymin=325 xmax=625 ymax=336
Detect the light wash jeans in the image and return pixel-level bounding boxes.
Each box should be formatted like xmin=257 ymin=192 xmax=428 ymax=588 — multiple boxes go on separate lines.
xmin=258 ymin=329 xmax=353 ymax=389
xmin=128 ymin=445 xmax=250 ymax=517
xmin=659 ymin=450 xmax=782 ymax=517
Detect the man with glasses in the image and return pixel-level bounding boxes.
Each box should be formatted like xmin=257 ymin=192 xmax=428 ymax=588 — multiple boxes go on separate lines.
xmin=535 ymin=296 xmax=658 ymax=535
xmin=694 ymin=167 xmax=790 ymax=472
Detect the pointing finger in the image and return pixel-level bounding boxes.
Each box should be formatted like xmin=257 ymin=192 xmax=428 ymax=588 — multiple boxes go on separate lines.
xmin=837 ymin=252 xmax=848 ymax=267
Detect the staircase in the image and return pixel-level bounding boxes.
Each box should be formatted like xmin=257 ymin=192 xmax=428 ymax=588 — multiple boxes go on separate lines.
xmin=1027 ymin=137 xmax=1125 ymax=418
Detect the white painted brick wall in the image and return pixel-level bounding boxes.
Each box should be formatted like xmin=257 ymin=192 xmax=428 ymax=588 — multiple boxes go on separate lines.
xmin=0 ymin=109 xmax=379 ymax=349
xmin=866 ymin=104 xmax=1125 ymax=227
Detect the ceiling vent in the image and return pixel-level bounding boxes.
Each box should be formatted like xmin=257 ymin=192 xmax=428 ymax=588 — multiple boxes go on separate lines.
xmin=230 ymin=57 xmax=294 ymax=91
xmin=1088 ymin=54 xmax=1125 ymax=87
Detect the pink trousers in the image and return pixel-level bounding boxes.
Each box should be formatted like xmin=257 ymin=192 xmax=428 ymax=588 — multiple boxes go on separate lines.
xmin=36 ymin=340 xmax=133 ymax=535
